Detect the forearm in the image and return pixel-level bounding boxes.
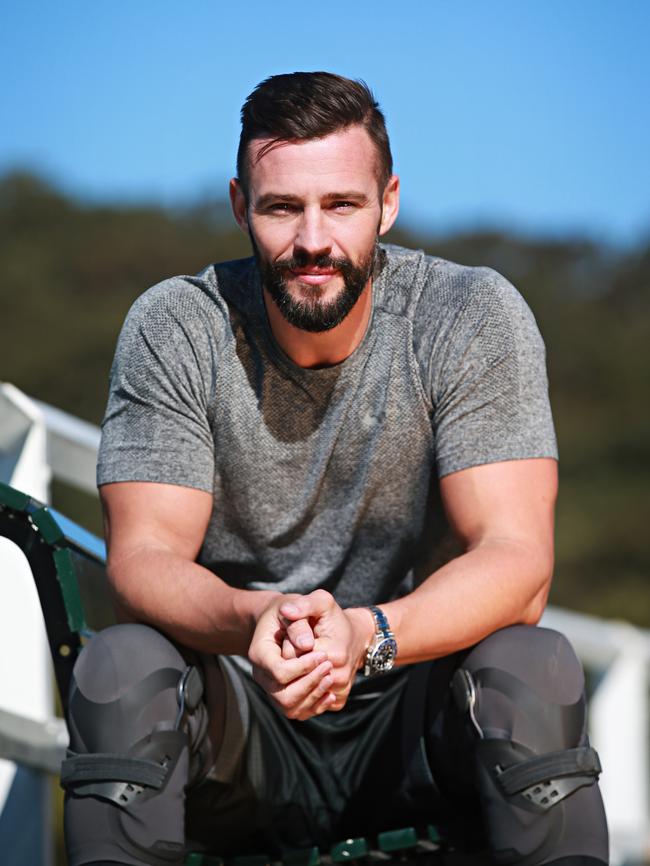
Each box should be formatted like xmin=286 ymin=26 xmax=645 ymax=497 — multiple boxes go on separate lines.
xmin=378 ymin=538 xmax=552 ymax=665
xmin=108 ymin=546 xmax=280 ymax=655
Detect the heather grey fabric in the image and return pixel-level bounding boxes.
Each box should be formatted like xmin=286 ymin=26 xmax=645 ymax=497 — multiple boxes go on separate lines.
xmin=97 ymin=244 xmax=557 ymax=610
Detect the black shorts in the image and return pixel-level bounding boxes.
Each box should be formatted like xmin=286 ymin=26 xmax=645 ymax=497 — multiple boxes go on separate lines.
xmin=185 ymin=655 xmax=476 ymax=858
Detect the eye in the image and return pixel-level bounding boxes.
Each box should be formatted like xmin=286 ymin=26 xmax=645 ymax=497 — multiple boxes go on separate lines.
xmin=261 ymin=201 xmax=298 ymax=215
xmin=330 ymin=201 xmax=356 ymax=212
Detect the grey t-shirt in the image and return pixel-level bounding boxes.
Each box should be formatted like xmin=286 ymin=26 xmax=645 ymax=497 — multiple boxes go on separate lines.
xmin=97 ymin=244 xmax=557 ymax=607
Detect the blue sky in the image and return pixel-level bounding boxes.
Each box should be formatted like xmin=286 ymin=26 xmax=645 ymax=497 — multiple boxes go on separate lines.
xmin=2 ymin=0 xmax=649 ymax=244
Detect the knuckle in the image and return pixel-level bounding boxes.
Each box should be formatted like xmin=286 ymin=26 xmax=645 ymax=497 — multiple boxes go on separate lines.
xmin=312 ymin=588 xmax=333 ymax=605
xmin=307 ymin=656 xmax=323 ymax=672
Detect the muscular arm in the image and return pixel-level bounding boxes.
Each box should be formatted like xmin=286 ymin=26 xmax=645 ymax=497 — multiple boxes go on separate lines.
xmin=381 ymin=456 xmax=558 ymax=662
xmin=281 ymin=457 xmax=557 ymax=708
xmin=101 ymin=480 xmax=281 ymax=655
xmin=101 ymin=480 xmax=331 ymax=714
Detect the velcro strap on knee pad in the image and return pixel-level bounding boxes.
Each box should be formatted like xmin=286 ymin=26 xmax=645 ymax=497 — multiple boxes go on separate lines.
xmin=480 ymin=739 xmax=601 ymax=812
xmin=496 ymin=746 xmax=601 ymax=797
xmin=61 ymin=729 xmax=187 ymax=810
xmin=61 ymin=754 xmax=168 ymax=789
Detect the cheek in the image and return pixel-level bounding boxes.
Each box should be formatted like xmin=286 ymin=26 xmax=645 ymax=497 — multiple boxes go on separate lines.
xmin=335 ymin=223 xmax=379 ymax=261
xmin=250 ymin=219 xmax=296 ymax=260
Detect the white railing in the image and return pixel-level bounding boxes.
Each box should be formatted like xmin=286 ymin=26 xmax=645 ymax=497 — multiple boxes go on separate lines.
xmin=0 ymin=382 xmax=648 ymax=865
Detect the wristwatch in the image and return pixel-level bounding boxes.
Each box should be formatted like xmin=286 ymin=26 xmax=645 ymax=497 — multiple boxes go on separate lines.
xmin=363 ymin=605 xmax=398 ymax=677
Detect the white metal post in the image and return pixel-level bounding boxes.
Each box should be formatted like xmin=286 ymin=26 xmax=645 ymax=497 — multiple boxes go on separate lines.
xmin=0 ymin=383 xmax=53 ymax=865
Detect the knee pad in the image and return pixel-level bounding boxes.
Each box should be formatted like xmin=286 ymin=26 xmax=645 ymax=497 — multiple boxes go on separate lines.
xmin=452 ymin=627 xmax=602 ymax=865
xmin=62 ymin=625 xmax=204 ymax=864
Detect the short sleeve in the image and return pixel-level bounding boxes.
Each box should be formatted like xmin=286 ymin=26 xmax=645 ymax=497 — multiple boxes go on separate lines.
xmin=97 ymin=284 xmax=216 ymax=492
xmin=431 ymin=270 xmax=558 ymax=477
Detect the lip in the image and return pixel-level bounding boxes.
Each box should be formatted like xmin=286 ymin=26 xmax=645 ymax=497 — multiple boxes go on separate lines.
xmin=290 ymin=270 xmax=338 ymax=285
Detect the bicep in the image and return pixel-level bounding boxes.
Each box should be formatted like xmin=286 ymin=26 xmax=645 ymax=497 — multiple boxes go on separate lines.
xmin=100 ymin=481 xmax=213 ymax=563
xmin=439 ymin=458 xmax=558 ymax=556
xmin=97 ymin=294 xmax=216 ymax=494
xmin=431 ymin=275 xmax=557 ymax=479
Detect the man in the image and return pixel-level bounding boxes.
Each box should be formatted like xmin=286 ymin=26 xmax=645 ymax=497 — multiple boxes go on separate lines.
xmin=62 ymin=72 xmax=608 ymax=866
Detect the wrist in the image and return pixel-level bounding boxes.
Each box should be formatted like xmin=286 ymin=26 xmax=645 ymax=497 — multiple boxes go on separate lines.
xmin=233 ymin=589 xmax=283 ymax=638
xmin=345 ymin=607 xmax=377 ymax=670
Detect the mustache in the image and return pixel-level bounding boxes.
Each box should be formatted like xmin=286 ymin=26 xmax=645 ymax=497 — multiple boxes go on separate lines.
xmin=271 ymin=253 xmax=355 ymax=274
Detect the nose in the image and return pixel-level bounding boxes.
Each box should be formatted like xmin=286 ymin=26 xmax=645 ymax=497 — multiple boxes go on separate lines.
xmin=294 ymin=206 xmax=332 ymax=259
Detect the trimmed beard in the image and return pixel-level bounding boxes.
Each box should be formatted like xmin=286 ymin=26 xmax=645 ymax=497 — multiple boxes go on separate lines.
xmin=252 ymin=237 xmax=378 ymax=333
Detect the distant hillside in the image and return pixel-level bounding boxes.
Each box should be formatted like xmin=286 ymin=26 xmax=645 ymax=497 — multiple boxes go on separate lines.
xmin=2 ymin=171 xmax=648 ymax=625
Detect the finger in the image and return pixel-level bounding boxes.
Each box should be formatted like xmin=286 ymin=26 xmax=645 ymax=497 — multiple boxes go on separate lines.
xmin=299 ymin=673 xmax=337 ymax=714
xmin=285 ymin=618 xmax=315 ymax=653
xmin=323 ymin=675 xmax=353 ymax=712
xmin=326 ymin=688 xmax=351 ymax=712
xmin=296 ymin=689 xmax=337 ymax=721
xmin=274 ymin=660 xmax=333 ymax=712
xmin=282 ymin=636 xmax=297 ymax=659
xmin=313 ymin=691 xmax=337 ymax=715
xmin=253 ymin=652 xmax=325 ymax=694
xmin=279 ymin=589 xmax=335 ymax=622
xmin=264 ymin=649 xmax=329 ymax=689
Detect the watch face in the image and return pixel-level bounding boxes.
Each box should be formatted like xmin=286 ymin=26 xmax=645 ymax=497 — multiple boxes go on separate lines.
xmin=372 ymin=637 xmax=397 ymax=672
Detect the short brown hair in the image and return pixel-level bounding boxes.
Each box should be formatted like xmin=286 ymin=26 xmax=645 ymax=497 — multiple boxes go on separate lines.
xmin=237 ymin=71 xmax=393 ymax=196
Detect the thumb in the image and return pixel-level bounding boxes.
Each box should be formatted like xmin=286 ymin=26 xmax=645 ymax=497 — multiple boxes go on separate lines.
xmin=280 ymin=589 xmax=335 ymax=622
xmin=285 ymin=619 xmax=315 ymax=653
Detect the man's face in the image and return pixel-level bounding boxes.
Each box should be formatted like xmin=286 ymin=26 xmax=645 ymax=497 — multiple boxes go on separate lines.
xmin=231 ymin=125 xmax=399 ymax=333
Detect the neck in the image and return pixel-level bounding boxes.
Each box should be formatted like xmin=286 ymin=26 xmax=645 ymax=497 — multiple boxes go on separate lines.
xmin=263 ymin=281 xmax=373 ymax=369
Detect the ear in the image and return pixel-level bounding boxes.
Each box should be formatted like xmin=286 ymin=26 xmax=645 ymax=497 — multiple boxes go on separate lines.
xmin=378 ymin=175 xmax=400 ymax=236
xmin=229 ymin=178 xmax=249 ymax=234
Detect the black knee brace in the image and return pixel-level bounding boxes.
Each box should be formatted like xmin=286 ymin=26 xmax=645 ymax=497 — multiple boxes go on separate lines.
xmin=452 ymin=627 xmax=605 ymax=866
xmin=62 ymin=625 xmax=205 ymax=866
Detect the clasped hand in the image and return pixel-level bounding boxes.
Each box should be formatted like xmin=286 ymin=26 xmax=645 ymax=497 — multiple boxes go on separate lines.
xmin=248 ymin=590 xmax=369 ymax=721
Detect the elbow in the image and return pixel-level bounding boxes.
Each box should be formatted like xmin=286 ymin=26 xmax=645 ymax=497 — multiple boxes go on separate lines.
xmin=522 ymin=595 xmax=547 ymax=626
xmin=522 ymin=557 xmax=554 ymax=626
xmin=106 ymin=554 xmax=142 ymax=620
xmin=106 ymin=562 xmax=129 ymax=616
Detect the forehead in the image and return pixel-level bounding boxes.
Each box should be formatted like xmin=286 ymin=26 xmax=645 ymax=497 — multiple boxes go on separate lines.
xmin=247 ymin=126 xmax=380 ymax=196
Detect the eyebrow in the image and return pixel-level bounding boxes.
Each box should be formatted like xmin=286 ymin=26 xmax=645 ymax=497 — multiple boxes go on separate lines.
xmin=255 ymin=191 xmax=370 ymax=208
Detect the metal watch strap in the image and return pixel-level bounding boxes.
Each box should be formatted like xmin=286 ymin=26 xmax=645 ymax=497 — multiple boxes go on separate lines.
xmin=368 ymin=605 xmax=391 ymax=638
xmin=364 ymin=605 xmax=397 ymax=676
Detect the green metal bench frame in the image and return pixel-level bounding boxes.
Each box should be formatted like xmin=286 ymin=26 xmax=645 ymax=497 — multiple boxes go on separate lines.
xmin=0 ymin=481 xmax=451 ymax=866
xmin=0 ymin=482 xmax=95 ymax=711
